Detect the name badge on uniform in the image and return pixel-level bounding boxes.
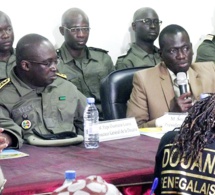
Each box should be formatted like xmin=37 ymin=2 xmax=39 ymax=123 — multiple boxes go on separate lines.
xmin=59 ymin=96 xmax=66 ymax=101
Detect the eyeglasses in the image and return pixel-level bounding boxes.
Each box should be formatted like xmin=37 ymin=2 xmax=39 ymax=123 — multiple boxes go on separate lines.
xmin=63 ymin=26 xmax=90 ymax=33
xmin=135 ymin=18 xmax=162 ymax=26
xmin=26 ymin=58 xmax=60 ymax=67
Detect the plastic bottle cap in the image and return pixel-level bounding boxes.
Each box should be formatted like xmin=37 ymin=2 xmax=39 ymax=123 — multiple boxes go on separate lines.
xmin=87 ymin=97 xmax=95 ymax=104
xmin=65 ymin=170 xmax=76 ymax=180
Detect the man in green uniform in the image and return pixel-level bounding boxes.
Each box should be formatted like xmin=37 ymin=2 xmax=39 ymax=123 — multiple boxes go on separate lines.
xmin=57 ymin=8 xmax=115 ymax=120
xmin=0 ymin=34 xmax=87 ymax=150
xmin=0 ymin=11 xmax=16 ymax=79
xmin=115 ymin=7 xmax=162 ymax=70
xmin=195 ymin=34 xmax=215 ymax=62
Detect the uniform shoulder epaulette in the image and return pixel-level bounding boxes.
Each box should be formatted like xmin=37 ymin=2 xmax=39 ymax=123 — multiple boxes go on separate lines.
xmin=117 ymin=48 xmax=131 ymax=59
xmin=204 ymin=34 xmax=215 ymax=41
xmin=117 ymin=53 xmax=127 ymax=59
xmin=56 ymin=73 xmax=67 ymax=79
xmin=0 ymin=78 xmax=10 ymax=90
xmin=88 ymin=47 xmax=108 ymax=53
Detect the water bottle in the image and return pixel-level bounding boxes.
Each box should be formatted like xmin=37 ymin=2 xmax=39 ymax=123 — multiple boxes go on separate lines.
xmin=52 ymin=170 xmax=76 ymax=194
xmin=63 ymin=170 xmax=76 ymax=185
xmin=84 ymin=97 xmax=99 ymax=149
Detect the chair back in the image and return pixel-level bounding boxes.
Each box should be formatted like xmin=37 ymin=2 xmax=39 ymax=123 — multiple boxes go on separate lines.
xmin=100 ymin=66 xmax=153 ymax=120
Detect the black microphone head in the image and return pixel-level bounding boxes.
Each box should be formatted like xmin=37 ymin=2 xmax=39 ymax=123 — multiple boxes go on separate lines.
xmin=176 ymin=72 xmax=188 ymax=85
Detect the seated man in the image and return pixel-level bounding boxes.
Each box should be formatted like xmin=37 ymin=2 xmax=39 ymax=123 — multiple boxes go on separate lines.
xmin=0 ymin=11 xmax=16 ymax=79
xmin=0 ymin=33 xmax=87 ymax=150
xmin=127 ymin=24 xmax=215 ymax=127
xmin=115 ymin=7 xmax=162 ymax=70
xmin=195 ymin=34 xmax=215 ymax=62
xmin=57 ymin=8 xmax=115 ymax=120
xmin=154 ymin=94 xmax=215 ymax=194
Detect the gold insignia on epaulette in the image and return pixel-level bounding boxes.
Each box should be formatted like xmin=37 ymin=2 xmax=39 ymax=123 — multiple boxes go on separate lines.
xmin=0 ymin=78 xmax=10 ymax=89
xmin=56 ymin=73 xmax=67 ymax=79
xmin=205 ymin=34 xmax=214 ymax=41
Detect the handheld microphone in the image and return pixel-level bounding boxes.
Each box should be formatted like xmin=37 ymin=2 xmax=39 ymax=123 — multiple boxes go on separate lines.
xmin=176 ymin=72 xmax=188 ymax=95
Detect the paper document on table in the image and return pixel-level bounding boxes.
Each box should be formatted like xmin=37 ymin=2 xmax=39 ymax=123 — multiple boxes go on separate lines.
xmin=162 ymin=112 xmax=187 ymax=132
xmin=98 ymin=117 xmax=140 ymax=142
xmin=139 ymin=112 xmax=187 ymax=139
xmin=0 ymin=149 xmax=29 ymax=159
xmin=139 ymin=128 xmax=165 ymax=139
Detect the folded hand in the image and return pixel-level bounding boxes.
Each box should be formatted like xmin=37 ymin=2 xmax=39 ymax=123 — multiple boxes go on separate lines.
xmin=0 ymin=128 xmax=8 ymax=152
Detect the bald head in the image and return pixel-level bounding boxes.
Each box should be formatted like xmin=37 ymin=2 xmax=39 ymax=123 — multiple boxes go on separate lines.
xmin=0 ymin=11 xmax=11 ymax=23
xmin=133 ymin=7 xmax=158 ymax=22
xmin=59 ymin=8 xmax=90 ymax=50
xmin=16 ymin=34 xmax=50 ymax=66
xmin=132 ymin=7 xmax=160 ymax=45
xmin=61 ymin=7 xmax=89 ymax=27
xmin=0 ymin=11 xmax=14 ymax=53
xmin=15 ymin=34 xmax=58 ymax=88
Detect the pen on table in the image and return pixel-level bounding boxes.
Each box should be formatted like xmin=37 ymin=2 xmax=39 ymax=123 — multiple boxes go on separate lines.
xmin=150 ymin=177 xmax=158 ymax=195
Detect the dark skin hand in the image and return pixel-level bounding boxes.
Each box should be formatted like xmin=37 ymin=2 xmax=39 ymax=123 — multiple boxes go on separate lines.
xmin=0 ymin=128 xmax=11 ymax=152
xmin=177 ymin=92 xmax=193 ymax=112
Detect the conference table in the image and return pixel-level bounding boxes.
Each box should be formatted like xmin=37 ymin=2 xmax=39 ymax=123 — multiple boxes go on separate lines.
xmin=1 ymin=135 xmax=160 ymax=195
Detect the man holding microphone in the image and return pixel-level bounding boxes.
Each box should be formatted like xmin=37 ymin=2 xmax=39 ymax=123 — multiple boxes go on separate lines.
xmin=127 ymin=24 xmax=215 ymax=128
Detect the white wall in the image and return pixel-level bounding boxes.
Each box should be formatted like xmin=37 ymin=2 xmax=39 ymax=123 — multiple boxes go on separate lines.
xmin=1 ymin=0 xmax=215 ymax=63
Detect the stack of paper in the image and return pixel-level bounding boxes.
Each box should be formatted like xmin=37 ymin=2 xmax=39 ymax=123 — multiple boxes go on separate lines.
xmin=0 ymin=149 xmax=29 ymax=159
xmin=139 ymin=128 xmax=165 ymax=139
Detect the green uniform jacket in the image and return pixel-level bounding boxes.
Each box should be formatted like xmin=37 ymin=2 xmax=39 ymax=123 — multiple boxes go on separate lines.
xmin=196 ymin=34 xmax=215 ymax=62
xmin=57 ymin=43 xmax=115 ymax=118
xmin=0 ymin=48 xmax=16 ymax=79
xmin=0 ymin=69 xmax=87 ymax=148
xmin=115 ymin=43 xmax=161 ymax=70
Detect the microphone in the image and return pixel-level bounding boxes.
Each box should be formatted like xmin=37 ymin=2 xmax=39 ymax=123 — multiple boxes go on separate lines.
xmin=176 ymin=72 xmax=188 ymax=95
